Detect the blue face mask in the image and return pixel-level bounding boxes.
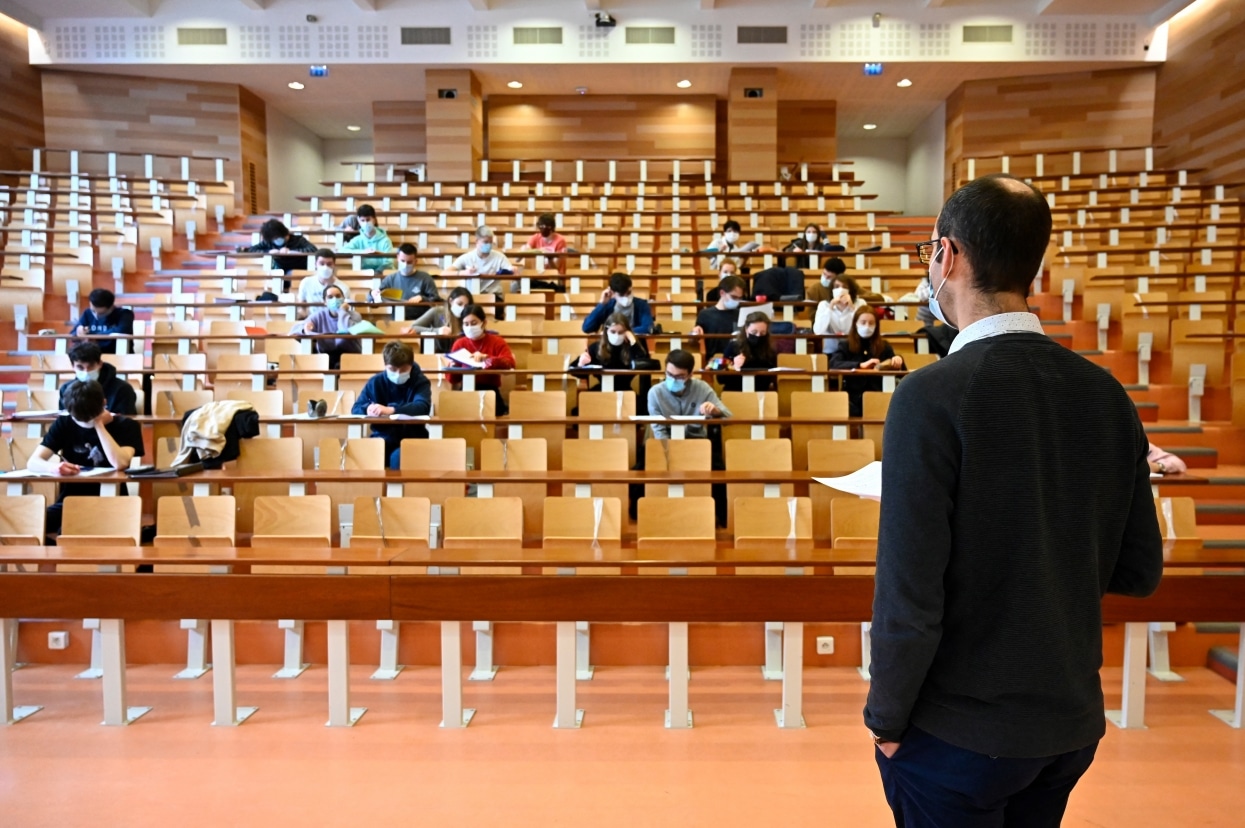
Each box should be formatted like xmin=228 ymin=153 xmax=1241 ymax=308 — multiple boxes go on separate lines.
xmin=273 ymin=237 xmax=287 ymax=248
xmin=665 ymin=376 xmax=686 ymax=394
xmin=326 ymin=298 xmax=344 ymax=311
xmin=478 ymin=242 xmax=493 ymax=256
xmin=385 ymin=369 xmax=410 ymax=385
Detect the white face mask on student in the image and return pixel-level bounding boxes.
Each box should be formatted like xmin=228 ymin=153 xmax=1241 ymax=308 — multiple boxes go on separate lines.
xmin=316 ymin=266 xmax=334 ymax=282
xmin=463 ymin=323 xmax=485 ymax=340
xmin=857 ymin=323 xmax=876 ymax=339
xmin=614 ymin=294 xmax=633 ymax=309
xmin=723 ymin=231 xmax=739 ymax=244
xmin=805 ymin=233 xmax=819 ymax=244
xmin=606 ymin=332 xmax=625 ymax=347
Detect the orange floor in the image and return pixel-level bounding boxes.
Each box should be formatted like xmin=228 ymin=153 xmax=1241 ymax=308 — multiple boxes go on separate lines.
xmin=1 ymin=663 xmax=1242 ymax=827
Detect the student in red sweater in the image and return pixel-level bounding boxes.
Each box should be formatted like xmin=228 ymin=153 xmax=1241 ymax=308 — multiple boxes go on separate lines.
xmin=447 ymin=303 xmax=516 ymax=415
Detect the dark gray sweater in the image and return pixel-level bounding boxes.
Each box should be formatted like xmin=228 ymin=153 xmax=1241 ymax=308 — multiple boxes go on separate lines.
xmin=864 ymin=332 xmax=1163 ymax=758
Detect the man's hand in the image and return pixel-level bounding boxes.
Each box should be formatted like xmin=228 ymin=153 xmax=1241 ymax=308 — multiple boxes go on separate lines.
xmin=600 ymin=288 xmax=613 ymax=302
xmin=876 ymin=742 xmax=901 ymax=759
xmin=699 ymin=401 xmax=720 ymax=417
xmin=366 ymin=403 xmax=391 ymax=417
xmin=370 ymin=289 xmax=383 ymax=302
xmin=470 ymin=351 xmax=489 ymax=364
xmin=437 ymin=325 xmax=452 ymax=336
xmin=303 ymin=319 xmax=317 ymax=333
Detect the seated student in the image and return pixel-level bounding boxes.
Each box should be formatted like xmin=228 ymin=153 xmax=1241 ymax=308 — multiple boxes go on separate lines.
xmin=576 ymin=312 xmax=652 ymax=412
xmin=291 ymin=285 xmax=361 ymax=370
xmin=704 ymin=260 xmax=742 ymax=304
xmin=719 ymin=311 xmax=778 ymax=392
xmin=72 ymin=289 xmax=134 ymax=354
xmin=582 ymin=272 xmax=654 ymax=335
xmin=782 ymin=223 xmax=837 ymax=269
xmin=28 ymin=380 xmax=144 ymax=535
xmin=295 ymin=249 xmax=348 ymax=318
xmin=813 ymin=271 xmax=867 ymax=354
xmin=339 ymin=204 xmax=395 ymax=275
xmin=447 ymin=303 xmax=516 ymax=415
xmin=351 ymin=341 xmax=432 ymax=470
xmin=806 ymin=257 xmax=848 ymax=305
xmin=405 ymin=286 xmax=472 ymax=352
xmin=707 ymin=219 xmax=761 ymax=272
xmin=444 ymin=225 xmax=515 ymax=298
xmin=1148 ymin=443 xmax=1188 ymax=475
xmin=522 ymin=213 xmax=569 ymax=276
xmin=829 ymin=306 xmax=905 ymax=417
xmin=692 ymin=274 xmax=747 ymax=358
xmin=59 ymin=341 xmax=137 ymax=416
xmin=237 ymin=218 xmax=318 ymax=275
xmin=370 ymin=243 xmax=439 ymax=304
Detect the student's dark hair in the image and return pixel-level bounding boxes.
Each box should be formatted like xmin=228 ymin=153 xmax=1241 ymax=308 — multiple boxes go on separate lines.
xmin=537 ymin=213 xmax=556 ymax=229
xmin=608 ymin=272 xmax=632 ymax=295
xmin=445 ymin=287 xmax=473 ymax=331
xmin=835 ymin=274 xmax=860 ymax=302
xmin=736 ymin=311 xmax=774 ymax=364
xmin=63 ymin=380 xmax=105 ymax=422
xmin=823 ymin=257 xmax=847 ymax=276
xmin=397 ymin=242 xmax=418 ymax=256
xmin=88 ymin=288 xmax=115 ymax=309
xmin=597 ymin=312 xmax=635 ymax=364
xmin=382 ymin=341 xmax=414 ymax=368
xmin=845 ymin=305 xmax=882 ymax=355
xmin=723 ymin=220 xmax=742 ymax=234
xmin=68 ymin=341 xmax=103 ymax=365
xmin=461 ymin=304 xmax=488 ymax=325
xmin=260 ymin=218 xmax=290 ymax=242
xmin=323 ymin=284 xmax=346 ymax=300
xmin=666 ymin=349 xmax=695 ymax=373
xmin=804 ymin=223 xmax=821 ymax=236
xmin=718 ymin=275 xmax=746 ymax=297
xmin=315 ymin=248 xmax=336 ymax=262
xmin=935 ymin=173 xmax=1052 ymax=296
xmin=356 ymin=204 xmax=377 ymax=219
xmin=447 ymin=286 xmax=473 ymax=304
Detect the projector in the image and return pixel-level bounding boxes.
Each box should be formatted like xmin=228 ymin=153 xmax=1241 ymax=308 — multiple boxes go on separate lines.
xmin=595 ymin=12 xmax=617 ymax=28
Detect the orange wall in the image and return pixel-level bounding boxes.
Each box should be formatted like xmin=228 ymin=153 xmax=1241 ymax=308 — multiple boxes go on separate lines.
xmin=0 ymin=14 xmax=43 ymax=173
xmin=776 ymin=100 xmax=837 ymax=166
xmin=373 ymin=100 xmax=428 ymax=166
xmin=239 ymin=86 xmax=269 ymax=214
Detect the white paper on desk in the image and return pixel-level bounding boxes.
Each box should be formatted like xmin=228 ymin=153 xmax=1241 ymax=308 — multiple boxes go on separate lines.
xmin=1149 ymin=472 xmax=1162 ymax=478
xmin=814 ymin=461 xmax=882 ymax=501
xmin=768 ymin=366 xmax=803 ymax=372
xmin=338 ymin=413 xmax=368 ymax=419
xmin=444 ymin=348 xmax=485 ymax=368
xmin=670 ymin=415 xmax=706 ymax=421
xmin=2 ymin=466 xmax=114 ymax=478
xmin=11 ymin=409 xmax=62 ymax=418
xmin=739 ymin=301 xmax=774 ymax=327
xmin=390 ymin=413 xmax=431 ymax=421
xmin=629 ymin=415 xmax=666 ymax=422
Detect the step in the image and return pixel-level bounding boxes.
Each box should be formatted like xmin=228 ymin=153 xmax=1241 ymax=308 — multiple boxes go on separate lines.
xmin=1133 ymin=401 xmax=1159 ymax=422
xmin=1173 ymin=446 xmax=1219 ymax=469
xmin=1196 ymin=503 xmax=1245 ymax=526
xmin=1208 ymin=645 xmax=1239 ymax=685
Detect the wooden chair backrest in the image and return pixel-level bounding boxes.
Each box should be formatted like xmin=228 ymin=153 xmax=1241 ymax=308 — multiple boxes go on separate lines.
xmin=350 ymin=496 xmax=431 ymax=548
xmin=636 ymin=496 xmax=717 ymax=555
xmin=643 ymin=437 xmax=711 ymax=498
xmin=542 ymin=496 xmax=623 ymax=549
xmin=0 ymin=494 xmax=45 ymax=545
xmin=830 ymin=497 xmax=880 ymax=543
xmin=733 ymin=496 xmax=813 ymax=549
xmin=400 ymin=437 xmax=466 ymax=471
xmin=724 ymin=438 xmax=792 ymax=471
xmin=479 ymin=438 xmax=548 ymax=471
xmin=224 ymin=389 xmax=284 ymax=416
xmin=251 ymin=495 xmax=332 ymax=547
xmin=442 ymin=496 xmax=523 ymax=548
xmin=1153 ymin=496 xmax=1197 ymax=539
xmin=563 ymin=438 xmax=629 ymax=471
xmin=721 ymin=390 xmax=780 ymax=440
xmin=153 ymin=495 xmax=237 ymax=547
xmin=238 ymin=437 xmax=304 ymax=470
xmin=807 ymin=438 xmax=876 ymax=474
xmin=216 ymin=354 xmax=267 ymax=374
xmin=862 ymin=391 xmax=891 ymax=459
xmin=296 ymin=389 xmax=355 ymax=417
xmin=318 ymin=437 xmax=387 ymax=470
xmin=59 ymin=495 xmax=141 ymax=546
xmin=339 ymin=352 xmax=384 ymax=374
xmin=434 ymin=389 xmax=496 ymax=457
xmin=154 ymin=389 xmax=214 ymax=418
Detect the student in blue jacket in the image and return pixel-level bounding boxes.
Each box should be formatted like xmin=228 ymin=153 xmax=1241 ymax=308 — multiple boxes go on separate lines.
xmin=582 ymin=272 xmax=654 ymax=335
xmin=351 ymin=341 xmax=432 ymax=469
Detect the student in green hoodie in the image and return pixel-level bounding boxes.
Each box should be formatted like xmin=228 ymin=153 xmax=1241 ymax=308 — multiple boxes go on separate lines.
xmin=340 ymin=204 xmax=395 ymax=274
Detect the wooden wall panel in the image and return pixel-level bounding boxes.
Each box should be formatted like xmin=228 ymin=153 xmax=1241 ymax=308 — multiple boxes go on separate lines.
xmin=943 ymin=84 xmax=965 ymax=198
xmin=1154 ymin=0 xmax=1245 ymax=188
xmin=41 ymin=71 xmax=246 ymax=211
xmin=485 ymin=96 xmax=716 ymax=162
xmin=426 ymin=69 xmax=481 ymax=182
xmin=728 ymin=68 xmax=778 ymax=181
xmin=238 ymin=86 xmax=269 ymax=214
xmin=373 ymin=100 xmax=427 ymax=166
xmin=0 ymin=14 xmax=44 ymax=174
xmin=776 ymin=101 xmax=836 ymax=166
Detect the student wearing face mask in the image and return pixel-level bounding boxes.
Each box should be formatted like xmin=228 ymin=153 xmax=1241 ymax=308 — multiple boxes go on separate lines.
xmin=371 ymin=243 xmax=440 ymax=304
xmin=292 ymin=285 xmax=362 ymax=370
xmin=447 ymin=304 xmax=516 ymax=415
xmin=720 ymin=311 xmax=778 ymax=392
xmin=58 ymin=341 xmax=137 ymax=416
xmin=806 ymin=257 xmax=848 ymax=305
xmin=351 ymin=341 xmax=433 ymax=469
xmin=406 ymin=286 xmax=473 ymax=352
xmin=582 ymin=272 xmax=654 ymax=335
xmin=707 ymin=219 xmax=762 ymax=272
xmin=522 ymin=213 xmax=569 ymax=276
xmin=339 ymin=204 xmax=395 ymax=274
xmin=576 ymin=313 xmax=653 ymax=411
xmin=829 ymin=306 xmax=905 ymax=417
xmin=783 ymin=223 xmax=837 ymax=269
xmin=295 ymin=249 xmax=348 ymax=318
xmin=71 ymin=289 xmax=135 ymax=354
xmin=813 ymin=272 xmax=867 ymax=354
xmin=237 ymin=218 xmax=318 ymax=276
xmin=444 ymin=225 xmax=516 ymax=297
xmin=692 ymin=274 xmax=748 ymax=358
xmin=28 ymin=380 xmax=145 ymax=535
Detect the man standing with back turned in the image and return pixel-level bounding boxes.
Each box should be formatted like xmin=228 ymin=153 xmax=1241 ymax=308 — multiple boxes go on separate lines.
xmin=865 ymin=174 xmax=1163 ymax=827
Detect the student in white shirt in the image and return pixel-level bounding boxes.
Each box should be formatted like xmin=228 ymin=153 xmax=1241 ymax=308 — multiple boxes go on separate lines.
xmin=295 ymin=249 xmax=348 ymax=319
xmin=444 ymin=225 xmax=516 ymax=296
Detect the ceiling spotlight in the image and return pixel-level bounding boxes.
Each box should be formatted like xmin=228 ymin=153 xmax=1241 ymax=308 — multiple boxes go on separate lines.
xmin=507 ymin=81 xmax=523 ymax=89
xmin=676 ymin=80 xmax=692 ymax=89
xmin=595 ymin=12 xmax=617 ymax=28
xmin=863 ymin=124 xmax=878 ymax=130
xmin=872 ymin=12 xmax=883 ymax=29
xmin=346 ymin=125 xmax=362 ymax=132
xmin=288 ymin=82 xmax=305 ymax=90
xmin=896 ymin=78 xmax=912 ymax=88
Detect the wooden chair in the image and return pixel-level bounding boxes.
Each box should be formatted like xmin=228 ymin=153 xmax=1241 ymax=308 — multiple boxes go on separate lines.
xmin=399 ymin=437 xmax=467 ymax=509
xmin=153 ymin=496 xmax=237 ymax=547
xmin=724 ymin=438 xmax=793 ymax=530
xmin=277 ymin=353 xmax=330 ymax=414
xmin=789 ymin=390 xmax=850 ymax=469
xmin=526 ymin=352 xmax=577 ymax=412
xmin=636 ymin=497 xmax=717 ymax=558
xmin=212 ymin=353 xmax=268 ymax=391
xmin=1153 ymin=496 xmax=1202 ymax=563
xmin=0 ymin=495 xmax=45 ymax=545
xmin=509 ymin=390 xmax=568 ymax=469
xmin=442 ymin=496 xmax=524 ymax=549
xmin=16 ymin=388 xmax=59 ymax=413
xmin=562 ymin=438 xmax=629 ymax=512
xmin=861 ymin=392 xmax=891 ymax=459
xmin=315 ymin=437 xmax=386 ymax=533
xmin=349 ymin=496 xmax=431 ymax=548
xmin=733 ymin=496 xmax=814 ymax=554
xmin=251 ymin=495 xmax=332 ymax=548
xmin=808 ymin=439 xmax=876 ymax=543
xmin=542 ymin=496 xmax=623 ymax=550
xmin=58 ymin=496 xmax=142 ymax=547
xmin=435 ymin=389 xmax=496 ymax=464
xmin=234 ymin=437 xmax=304 ymax=534
xmin=720 ymin=391 xmax=780 ymax=442
xmin=480 ymin=438 xmax=548 ymax=543
xmin=644 ymin=437 xmax=711 ymax=499
xmin=577 ymin=390 xmax=637 ymax=467
xmin=830 ymin=497 xmax=880 ymax=545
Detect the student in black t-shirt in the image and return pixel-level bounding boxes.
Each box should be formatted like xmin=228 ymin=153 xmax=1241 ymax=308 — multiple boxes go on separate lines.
xmin=28 ymin=380 xmax=145 ymax=535
xmin=691 ymin=274 xmax=747 ymax=358
xmin=71 ymin=289 xmax=135 ymax=354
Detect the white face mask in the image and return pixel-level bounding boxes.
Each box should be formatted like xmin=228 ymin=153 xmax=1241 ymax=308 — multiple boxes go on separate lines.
xmin=820 ymin=276 xmax=833 ymax=288
xmin=857 ymin=323 xmax=876 ymax=339
xmin=463 ymin=323 xmax=485 ymax=340
xmin=398 ymin=262 xmax=416 ymax=276
xmin=722 ymin=296 xmax=741 ymax=311
xmin=723 ymin=231 xmax=740 ymax=244
xmin=832 ymin=286 xmax=848 ymax=300
xmin=316 ymin=265 xmax=334 ymax=282
xmin=450 ymin=302 xmax=467 ymax=318
xmin=805 ymin=233 xmax=819 ymax=244
xmin=614 ymin=294 xmax=633 ymax=309
xmin=359 ymin=221 xmax=375 ymax=236
xmin=606 ymin=332 xmax=625 ymax=347
xmin=75 ymin=368 xmax=101 ymax=383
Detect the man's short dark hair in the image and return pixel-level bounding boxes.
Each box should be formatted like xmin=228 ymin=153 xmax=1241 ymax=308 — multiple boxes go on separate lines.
xmin=382 ymin=341 xmax=414 ymax=368
xmin=357 ymin=204 xmax=377 ymax=219
xmin=666 ymin=349 xmax=695 ymax=373
xmin=397 ymin=242 xmax=418 ymax=256
xmin=823 ymin=257 xmax=847 ymax=276
xmin=609 ymin=272 xmax=632 ymax=294
xmin=259 ymin=218 xmax=290 ymax=242
xmin=63 ymin=380 xmax=105 ymax=422
xmin=315 ymin=248 xmax=336 ymax=262
xmin=719 ymin=275 xmax=746 ymax=296
xmin=936 ymin=173 xmax=1052 ymax=296
xmin=723 ymin=220 xmax=742 ymax=234
xmin=88 ymin=288 xmax=115 ymax=309
xmin=537 ymin=213 xmax=556 ymax=228
xmin=68 ymin=341 xmax=103 ymax=366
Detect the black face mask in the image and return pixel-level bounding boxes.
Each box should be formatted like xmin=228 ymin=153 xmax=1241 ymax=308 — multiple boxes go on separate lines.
xmin=746 ymin=334 xmax=765 ymax=347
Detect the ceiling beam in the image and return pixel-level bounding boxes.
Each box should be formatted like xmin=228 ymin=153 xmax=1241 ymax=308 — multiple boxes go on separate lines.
xmin=235 ymin=0 xmax=269 ymax=10
xmin=1148 ymin=0 xmax=1195 ymax=26
xmin=1033 ymin=0 xmax=1057 ymax=14
xmin=922 ymin=0 xmax=952 ymax=8
xmin=699 ymin=0 xmax=718 ymax=9
xmin=350 ymin=0 xmax=377 ymax=10
xmin=0 ymin=0 xmax=43 ymax=30
xmin=466 ymin=0 xmax=491 ymax=10
xmin=121 ymin=0 xmax=156 ymax=14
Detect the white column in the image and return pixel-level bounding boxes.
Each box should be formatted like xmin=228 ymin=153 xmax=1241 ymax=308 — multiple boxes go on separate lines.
xmin=762 ymin=621 xmax=783 ymax=680
xmin=576 ymin=620 xmax=594 ymax=680
xmin=1106 ymin=622 xmax=1148 ymax=729
xmin=327 ymin=619 xmax=365 ymax=726
xmin=859 ymin=622 xmax=872 ymax=680
xmin=1209 ymin=624 xmax=1244 ymax=728
xmin=101 ymin=618 xmax=151 ymax=726
xmin=1 ymin=617 xmax=41 ymax=724
xmin=1146 ymin=622 xmax=1183 ymax=682
xmin=373 ymin=620 xmax=403 ymax=680
xmin=210 ymin=617 xmax=257 ymax=726
xmin=469 ymin=621 xmax=498 ymax=681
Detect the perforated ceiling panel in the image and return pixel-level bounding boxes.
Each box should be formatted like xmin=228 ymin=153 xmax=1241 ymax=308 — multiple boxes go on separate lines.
xmin=318 ymin=25 xmax=351 ymax=60
xmin=878 ymin=22 xmax=911 ymax=59
xmin=1025 ymin=22 xmax=1057 ymax=57
xmin=93 ymin=24 xmax=126 ymax=60
xmin=837 ymin=22 xmax=871 ymax=60
xmin=799 ymin=24 xmax=832 ymax=59
xmin=276 ymin=25 xmax=310 ymax=60
xmin=690 ymin=24 xmax=721 ymax=59
xmin=240 ymin=26 xmax=271 ymax=60
xmin=133 ymin=25 xmax=164 ymax=60
xmin=1064 ymin=22 xmax=1098 ymax=57
xmin=466 ymin=25 xmax=498 ymax=59
xmin=579 ymin=25 xmax=610 ymax=59
xmin=1103 ymin=22 xmax=1138 ymax=57
xmin=918 ymin=23 xmax=951 ymax=58
xmin=358 ymin=25 xmax=389 ymax=59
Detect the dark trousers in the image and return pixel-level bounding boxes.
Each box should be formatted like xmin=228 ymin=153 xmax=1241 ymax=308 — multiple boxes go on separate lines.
xmin=876 ymin=726 xmax=1098 ymax=828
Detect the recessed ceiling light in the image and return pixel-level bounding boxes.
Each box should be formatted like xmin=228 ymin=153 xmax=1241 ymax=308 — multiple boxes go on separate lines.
xmin=676 ymin=79 xmax=692 ymax=89
xmin=507 ymin=81 xmax=523 ymax=89
xmin=287 ymin=82 xmax=305 ymax=90
xmin=346 ymin=125 xmax=361 ymax=132
xmin=863 ymin=124 xmax=878 ymax=130
xmin=896 ymin=78 xmax=912 ymax=88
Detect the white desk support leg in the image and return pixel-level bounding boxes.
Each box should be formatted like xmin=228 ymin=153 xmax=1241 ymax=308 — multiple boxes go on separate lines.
xmin=554 ymin=621 xmax=584 ymax=728
xmin=76 ymin=618 xmax=103 ymax=679
xmin=469 ymin=621 xmax=498 ymax=681
xmin=1188 ymin=365 xmax=1206 ymax=424
xmin=1209 ymin=623 xmax=1244 ymax=728
xmin=327 ymin=621 xmax=365 ymax=727
xmin=775 ymin=622 xmax=806 ymax=728
xmin=1106 ymin=622 xmax=1148 ymax=729
xmin=858 ymin=622 xmax=873 ymax=680
xmin=1 ymin=617 xmax=41 ymax=724
xmin=1136 ymin=332 xmax=1152 ymax=387
xmin=174 ymin=619 xmax=211 ymax=679
xmin=762 ymin=621 xmax=784 ymax=680
xmin=6 ymin=614 xmax=26 ymax=670
xmin=666 ymin=621 xmax=693 ymax=728
xmin=1147 ymin=622 xmax=1183 ymax=681
xmin=273 ymin=619 xmax=309 ymax=678
xmin=576 ymin=620 xmax=594 ymax=680
xmin=372 ymin=620 xmax=404 ymax=680
xmin=210 ymin=611 xmax=257 ymax=726
xmin=101 ymin=617 xmax=151 ymax=726
xmin=440 ymin=620 xmax=475 ymax=728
